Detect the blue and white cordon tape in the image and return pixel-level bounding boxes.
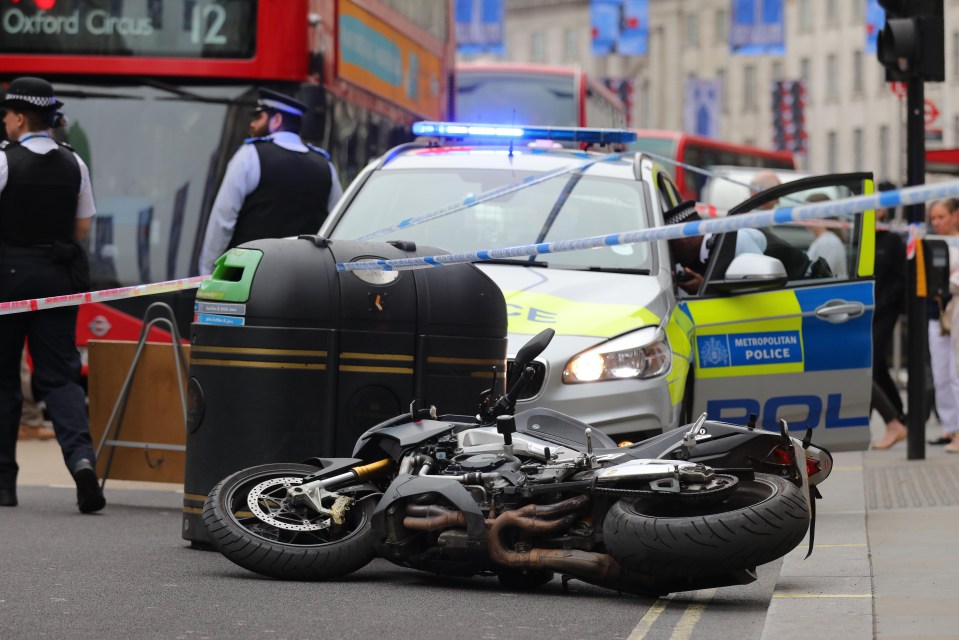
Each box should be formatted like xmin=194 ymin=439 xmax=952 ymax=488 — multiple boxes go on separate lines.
xmin=336 ymin=180 xmax=959 ymax=273
xmin=2 ymin=179 xmax=958 ymax=317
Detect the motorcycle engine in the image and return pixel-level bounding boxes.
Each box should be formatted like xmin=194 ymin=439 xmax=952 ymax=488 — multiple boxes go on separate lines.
xmin=443 ymin=453 xmax=522 ymax=475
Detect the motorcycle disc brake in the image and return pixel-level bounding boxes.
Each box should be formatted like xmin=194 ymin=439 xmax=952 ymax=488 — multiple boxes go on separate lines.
xmin=247 ymin=476 xmax=332 ymax=532
xmin=595 ymin=473 xmax=739 ymax=502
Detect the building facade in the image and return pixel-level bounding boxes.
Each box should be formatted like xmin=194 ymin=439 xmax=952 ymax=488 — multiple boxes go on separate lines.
xmin=476 ymin=0 xmax=959 ymax=182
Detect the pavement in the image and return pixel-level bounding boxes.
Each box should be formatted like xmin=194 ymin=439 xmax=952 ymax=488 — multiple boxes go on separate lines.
xmin=761 ymin=413 xmax=959 ymax=640
xmin=11 ymin=411 xmax=959 ymax=639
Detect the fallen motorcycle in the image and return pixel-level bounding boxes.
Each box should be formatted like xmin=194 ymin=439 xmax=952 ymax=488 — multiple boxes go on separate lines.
xmin=203 ymin=329 xmax=832 ymax=596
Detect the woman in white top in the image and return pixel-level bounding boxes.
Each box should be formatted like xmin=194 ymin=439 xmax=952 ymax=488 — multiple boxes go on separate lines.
xmin=936 ymin=199 xmax=959 ymax=453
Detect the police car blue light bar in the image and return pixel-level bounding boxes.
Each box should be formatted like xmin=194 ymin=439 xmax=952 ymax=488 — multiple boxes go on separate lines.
xmin=412 ymin=121 xmax=637 ymax=144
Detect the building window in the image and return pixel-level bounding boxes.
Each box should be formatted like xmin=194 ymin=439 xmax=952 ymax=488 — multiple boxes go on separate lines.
xmin=827 ymin=131 xmax=838 ymax=172
xmin=826 ymin=54 xmax=838 ymax=99
xmin=800 ymin=58 xmax=811 ymax=99
xmin=744 ymin=64 xmax=756 ymax=109
xmin=953 ymin=32 xmax=959 ymax=76
xmin=772 ymin=61 xmax=782 ymax=80
xmin=880 ymin=125 xmax=890 ymax=179
xmin=715 ymin=8 xmax=727 ymax=44
xmin=799 ymin=0 xmax=812 ymax=31
xmin=686 ymin=13 xmax=699 ymax=47
xmin=717 ymin=69 xmax=727 ymax=112
xmin=639 ymin=80 xmax=650 ymax=129
xmin=531 ymin=31 xmax=545 ymax=62
xmin=563 ymin=28 xmax=578 ymax=62
xmin=853 ymin=128 xmax=863 ymax=171
xmin=853 ymin=0 xmax=864 ymax=21
xmin=853 ymin=50 xmax=863 ymax=93
xmin=826 ymin=0 xmax=838 ymax=26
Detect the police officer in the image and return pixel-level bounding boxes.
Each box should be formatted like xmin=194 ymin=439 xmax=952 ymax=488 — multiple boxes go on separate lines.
xmin=0 ymin=76 xmax=104 ymax=512
xmin=198 ymin=88 xmax=343 ymax=275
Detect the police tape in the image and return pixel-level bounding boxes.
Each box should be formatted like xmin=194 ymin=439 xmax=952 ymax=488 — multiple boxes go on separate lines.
xmin=337 ymin=179 xmax=959 ymax=273
xmin=4 ymin=179 xmax=959 ymax=316
xmin=0 ymin=275 xmax=207 ymax=317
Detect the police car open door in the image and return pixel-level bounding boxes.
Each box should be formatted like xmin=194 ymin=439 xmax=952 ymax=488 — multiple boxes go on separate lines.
xmin=682 ymin=173 xmax=875 ymax=452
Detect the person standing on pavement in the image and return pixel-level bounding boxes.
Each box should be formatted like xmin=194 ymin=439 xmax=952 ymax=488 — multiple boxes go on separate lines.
xmin=925 ymin=199 xmax=959 ymax=449
xmin=198 ymin=88 xmax=343 ymax=275
xmin=0 ymin=76 xmax=105 ymax=511
xmin=869 ymin=181 xmax=908 ymax=449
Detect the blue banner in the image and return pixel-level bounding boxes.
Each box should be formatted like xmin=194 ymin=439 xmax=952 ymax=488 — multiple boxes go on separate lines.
xmin=618 ymin=0 xmax=648 ymax=56
xmin=456 ymin=0 xmax=504 ymax=55
xmin=730 ymin=0 xmax=784 ymax=56
xmin=865 ymin=0 xmax=884 ymax=55
xmin=591 ymin=0 xmax=621 ymax=56
xmin=683 ymin=78 xmax=720 ymax=138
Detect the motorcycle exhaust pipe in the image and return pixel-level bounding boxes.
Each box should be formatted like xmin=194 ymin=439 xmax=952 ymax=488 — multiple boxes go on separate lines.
xmin=484 ymin=495 xmax=713 ymax=596
xmin=403 ymin=504 xmax=468 ymax=531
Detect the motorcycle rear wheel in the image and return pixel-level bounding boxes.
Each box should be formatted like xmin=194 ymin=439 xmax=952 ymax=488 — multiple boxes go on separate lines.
xmin=203 ymin=463 xmax=376 ymax=580
xmin=603 ymin=473 xmax=809 ymax=578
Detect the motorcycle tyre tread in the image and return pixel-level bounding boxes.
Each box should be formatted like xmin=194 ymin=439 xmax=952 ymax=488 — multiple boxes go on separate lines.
xmin=203 ymin=463 xmax=377 ymax=581
xmin=602 ymin=473 xmax=809 ymax=578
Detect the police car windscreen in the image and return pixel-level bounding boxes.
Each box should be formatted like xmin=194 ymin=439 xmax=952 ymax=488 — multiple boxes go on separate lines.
xmin=331 ymin=168 xmax=652 ymax=272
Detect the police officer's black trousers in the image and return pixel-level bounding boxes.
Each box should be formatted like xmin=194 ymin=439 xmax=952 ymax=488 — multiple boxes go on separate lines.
xmin=0 ymin=254 xmax=94 ymax=490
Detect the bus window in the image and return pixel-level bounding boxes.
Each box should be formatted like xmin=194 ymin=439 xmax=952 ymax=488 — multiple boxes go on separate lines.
xmin=630 ymin=132 xmax=795 ymax=202
xmin=456 ymin=63 xmax=627 ymax=128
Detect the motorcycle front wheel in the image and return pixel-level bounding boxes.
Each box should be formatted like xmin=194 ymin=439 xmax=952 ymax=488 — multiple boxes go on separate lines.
xmin=603 ymin=473 xmax=809 ymax=578
xmin=203 ymin=463 xmax=377 ymax=580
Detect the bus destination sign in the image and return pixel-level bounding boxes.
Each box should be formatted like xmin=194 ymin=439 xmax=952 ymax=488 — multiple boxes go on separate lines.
xmin=1 ymin=0 xmax=257 ymax=59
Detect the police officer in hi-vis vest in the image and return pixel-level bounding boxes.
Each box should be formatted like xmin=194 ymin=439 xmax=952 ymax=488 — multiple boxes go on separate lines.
xmin=0 ymin=76 xmax=105 ymax=512
xmin=198 ymin=88 xmax=343 ymax=275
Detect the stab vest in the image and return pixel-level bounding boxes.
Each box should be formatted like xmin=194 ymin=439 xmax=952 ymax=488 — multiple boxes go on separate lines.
xmin=0 ymin=141 xmax=80 ymax=245
xmin=227 ymin=140 xmax=333 ymax=250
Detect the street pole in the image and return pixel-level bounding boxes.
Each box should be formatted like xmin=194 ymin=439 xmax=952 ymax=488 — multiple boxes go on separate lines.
xmin=905 ymin=77 xmax=927 ymax=460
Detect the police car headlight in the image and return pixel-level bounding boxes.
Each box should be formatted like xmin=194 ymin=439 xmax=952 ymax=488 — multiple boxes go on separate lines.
xmin=563 ymin=327 xmax=671 ymax=383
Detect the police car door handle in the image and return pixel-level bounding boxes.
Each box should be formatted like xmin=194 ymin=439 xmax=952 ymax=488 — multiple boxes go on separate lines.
xmin=814 ymin=300 xmax=865 ymax=323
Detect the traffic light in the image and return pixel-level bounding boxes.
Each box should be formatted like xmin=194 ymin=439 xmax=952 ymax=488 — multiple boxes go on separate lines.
xmin=877 ymin=0 xmax=944 ymax=82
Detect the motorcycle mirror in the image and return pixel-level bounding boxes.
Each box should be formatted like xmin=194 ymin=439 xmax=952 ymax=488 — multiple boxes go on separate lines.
xmin=512 ymin=328 xmax=555 ymax=372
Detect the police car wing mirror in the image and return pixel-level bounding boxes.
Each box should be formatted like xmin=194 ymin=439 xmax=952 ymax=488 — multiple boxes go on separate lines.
xmin=711 ymin=254 xmax=787 ymax=294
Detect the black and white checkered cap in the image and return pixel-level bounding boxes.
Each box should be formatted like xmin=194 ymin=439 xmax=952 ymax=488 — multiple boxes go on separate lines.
xmin=0 ymin=77 xmax=63 ymax=111
xmin=663 ymin=200 xmax=701 ymax=226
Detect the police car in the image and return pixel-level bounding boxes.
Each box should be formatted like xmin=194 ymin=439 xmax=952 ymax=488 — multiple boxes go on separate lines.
xmin=321 ymin=123 xmax=876 ymax=452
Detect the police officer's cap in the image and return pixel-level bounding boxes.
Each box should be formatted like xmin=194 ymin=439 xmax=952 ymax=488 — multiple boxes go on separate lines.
xmin=663 ymin=200 xmax=700 ymax=226
xmin=0 ymin=76 xmax=63 ymax=111
xmin=253 ymin=88 xmax=306 ymax=117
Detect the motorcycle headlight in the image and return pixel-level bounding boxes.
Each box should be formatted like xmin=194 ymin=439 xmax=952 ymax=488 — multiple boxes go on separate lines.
xmin=563 ymin=327 xmax=670 ymax=383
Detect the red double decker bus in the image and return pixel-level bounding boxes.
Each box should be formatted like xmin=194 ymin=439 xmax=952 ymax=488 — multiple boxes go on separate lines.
xmin=628 ymin=130 xmax=796 ymax=202
xmin=1 ymin=0 xmax=455 ymax=368
xmin=455 ymin=62 xmax=627 ymax=129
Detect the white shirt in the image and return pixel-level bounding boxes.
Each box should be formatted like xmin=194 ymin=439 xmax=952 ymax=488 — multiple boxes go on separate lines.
xmin=198 ymin=131 xmax=344 ymax=275
xmin=698 ymin=228 xmax=768 ymax=263
xmin=807 ymin=231 xmax=847 ymax=278
xmin=0 ymin=133 xmax=96 ymax=219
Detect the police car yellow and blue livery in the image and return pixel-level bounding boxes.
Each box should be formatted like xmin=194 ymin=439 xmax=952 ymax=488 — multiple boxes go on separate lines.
xmin=321 ymin=122 xmax=875 ymax=452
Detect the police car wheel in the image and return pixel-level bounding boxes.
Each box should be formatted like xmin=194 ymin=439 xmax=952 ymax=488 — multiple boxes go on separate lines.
xmin=602 ymin=473 xmax=809 ymax=578
xmin=203 ymin=463 xmax=376 ymax=580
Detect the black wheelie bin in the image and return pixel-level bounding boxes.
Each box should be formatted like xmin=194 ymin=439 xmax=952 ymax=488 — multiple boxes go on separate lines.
xmin=182 ymin=237 xmax=507 ymax=546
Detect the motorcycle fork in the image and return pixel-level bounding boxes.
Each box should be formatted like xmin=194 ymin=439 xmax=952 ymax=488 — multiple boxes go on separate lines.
xmin=288 ymin=458 xmax=392 ymax=515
